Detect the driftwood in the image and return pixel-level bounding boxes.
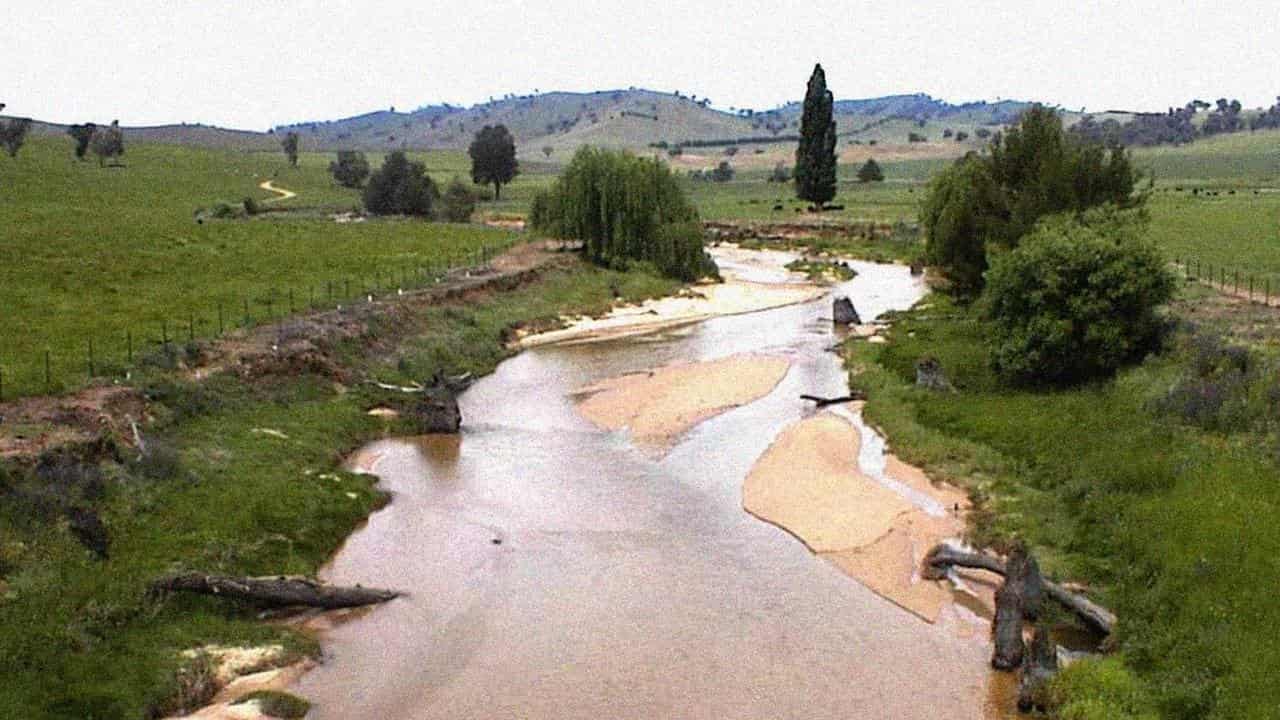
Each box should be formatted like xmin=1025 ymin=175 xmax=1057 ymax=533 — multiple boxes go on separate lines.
xmin=922 ymin=544 xmax=1116 ymax=636
xmin=800 ymin=391 xmax=866 ymax=407
xmin=152 ymin=573 xmax=400 ymax=609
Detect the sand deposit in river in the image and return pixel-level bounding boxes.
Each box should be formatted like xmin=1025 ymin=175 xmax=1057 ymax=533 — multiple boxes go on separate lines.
xmin=520 ymin=246 xmax=824 ymax=348
xmin=574 ymin=354 xmax=790 ymax=446
xmin=744 ymin=410 xmax=979 ymax=624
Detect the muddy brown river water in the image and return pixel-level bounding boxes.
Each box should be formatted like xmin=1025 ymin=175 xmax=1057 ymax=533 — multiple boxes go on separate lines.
xmin=293 ymin=256 xmax=1004 ymax=718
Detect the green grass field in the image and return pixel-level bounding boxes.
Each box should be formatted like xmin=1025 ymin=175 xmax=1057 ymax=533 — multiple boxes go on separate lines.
xmin=852 ymin=289 xmax=1280 ymax=718
xmin=0 ymin=259 xmax=676 ymax=718
xmin=0 ymin=138 xmax=557 ymax=398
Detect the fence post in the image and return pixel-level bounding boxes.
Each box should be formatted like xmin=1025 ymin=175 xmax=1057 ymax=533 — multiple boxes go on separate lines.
xmin=244 ymin=296 xmax=251 ymax=326
xmin=289 ymin=288 xmax=295 ymax=314
xmin=44 ymin=350 xmax=51 ymax=393
xmin=1250 ymin=275 xmax=1254 ymax=302
xmin=218 ymin=303 xmax=224 ymax=335
xmin=127 ymin=330 xmax=133 ymax=364
xmin=162 ymin=319 xmax=169 ymax=345
xmin=88 ymin=338 xmax=95 ymax=378
xmin=1234 ymin=269 xmax=1240 ymax=294
xmin=1 ymin=365 xmax=5 ymax=402
xmin=188 ymin=313 xmax=195 ymax=343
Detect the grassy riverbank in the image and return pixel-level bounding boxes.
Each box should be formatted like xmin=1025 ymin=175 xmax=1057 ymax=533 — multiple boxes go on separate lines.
xmin=847 ymin=286 xmax=1280 ymax=719
xmin=0 ymin=260 xmax=675 ymax=718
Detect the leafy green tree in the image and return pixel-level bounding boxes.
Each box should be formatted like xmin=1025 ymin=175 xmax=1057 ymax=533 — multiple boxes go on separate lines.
xmin=794 ymin=63 xmax=837 ymax=206
xmin=984 ymin=211 xmax=1174 ymax=386
xmin=0 ymin=117 xmax=32 ymax=158
xmin=281 ymin=131 xmax=299 ymax=167
xmin=529 ymin=147 xmax=717 ymax=281
xmin=328 ymin=150 xmax=370 ymax=188
xmin=921 ymin=154 xmax=1005 ymax=296
xmin=440 ymin=177 xmax=477 ymax=222
xmin=856 ymin=158 xmax=884 ymax=183
xmin=90 ymin=120 xmax=125 ymax=167
xmin=921 ymin=105 xmax=1143 ymax=297
xmin=468 ymin=124 xmax=518 ymax=199
xmin=542 ymin=145 xmax=553 ymax=158
xmin=711 ymin=160 xmax=734 ymax=182
xmin=67 ymin=123 xmax=96 ymax=160
xmin=362 ymin=151 xmax=438 ymax=216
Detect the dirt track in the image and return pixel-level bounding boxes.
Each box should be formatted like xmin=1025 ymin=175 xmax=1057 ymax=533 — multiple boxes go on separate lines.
xmin=258 ymin=180 xmax=297 ymax=203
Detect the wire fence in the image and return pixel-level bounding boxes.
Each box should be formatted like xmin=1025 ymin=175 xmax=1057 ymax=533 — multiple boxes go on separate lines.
xmin=0 ymin=239 xmax=517 ymax=402
xmin=1173 ymin=255 xmax=1280 ymax=308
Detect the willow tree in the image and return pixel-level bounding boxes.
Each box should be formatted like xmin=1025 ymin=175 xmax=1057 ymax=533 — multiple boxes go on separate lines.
xmin=529 ymin=147 xmax=717 ymax=281
xmin=795 ymin=63 xmax=838 ymax=206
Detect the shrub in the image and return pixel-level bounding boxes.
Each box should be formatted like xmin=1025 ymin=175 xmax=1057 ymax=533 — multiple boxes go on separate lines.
xmin=329 ymin=150 xmax=370 ymax=188
xmin=983 ymin=212 xmax=1175 ymax=385
xmin=232 ymin=690 xmax=311 ymax=719
xmin=768 ymin=163 xmax=791 ymax=183
xmin=907 ymin=132 xmax=927 ymax=143
xmin=242 ymin=196 xmax=260 ymax=216
xmin=209 ymin=202 xmax=238 ymax=219
xmin=363 ymin=151 xmax=438 ymax=217
xmin=856 ymin=158 xmax=884 ymax=183
xmin=440 ymin=177 xmax=477 ymax=223
xmin=1048 ymin=657 xmax=1159 ymax=720
xmin=711 ymin=160 xmax=734 ymax=182
xmin=1152 ymin=330 xmax=1279 ymax=433
xmin=529 ymin=147 xmax=717 ymax=281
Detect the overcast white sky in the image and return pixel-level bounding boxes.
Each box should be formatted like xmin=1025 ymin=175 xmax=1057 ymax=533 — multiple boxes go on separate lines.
xmin=4 ymin=1 xmax=1278 ymax=129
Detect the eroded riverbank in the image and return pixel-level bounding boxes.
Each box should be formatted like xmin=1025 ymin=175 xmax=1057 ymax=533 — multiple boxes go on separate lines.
xmin=292 ymin=250 xmax=1006 ymax=718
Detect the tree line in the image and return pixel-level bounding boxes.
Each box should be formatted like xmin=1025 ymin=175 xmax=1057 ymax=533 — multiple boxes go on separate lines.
xmin=1071 ymin=96 xmax=1280 ymax=147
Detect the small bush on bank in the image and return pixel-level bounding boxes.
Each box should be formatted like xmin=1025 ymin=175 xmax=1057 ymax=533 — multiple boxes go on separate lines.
xmin=1151 ymin=330 xmax=1280 ymax=433
xmin=983 ymin=211 xmax=1175 ymax=386
xmin=1048 ymin=657 xmax=1159 ymax=720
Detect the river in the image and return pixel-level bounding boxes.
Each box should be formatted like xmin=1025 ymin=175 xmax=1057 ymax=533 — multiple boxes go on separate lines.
xmin=292 ymin=252 xmax=1001 ymax=719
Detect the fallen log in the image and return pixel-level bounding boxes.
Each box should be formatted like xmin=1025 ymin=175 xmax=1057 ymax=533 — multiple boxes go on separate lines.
xmin=799 ymin=392 xmax=865 ymax=407
xmin=151 ymin=573 xmax=400 ymax=609
xmin=922 ymin=544 xmax=1116 ymax=636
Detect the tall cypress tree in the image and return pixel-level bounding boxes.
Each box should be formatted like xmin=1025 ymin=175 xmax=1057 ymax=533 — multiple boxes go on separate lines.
xmin=795 ymin=63 xmax=838 ymax=206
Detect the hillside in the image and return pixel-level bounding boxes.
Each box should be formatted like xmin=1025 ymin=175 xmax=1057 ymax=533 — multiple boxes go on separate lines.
xmin=8 ymin=89 xmax=1144 ymax=163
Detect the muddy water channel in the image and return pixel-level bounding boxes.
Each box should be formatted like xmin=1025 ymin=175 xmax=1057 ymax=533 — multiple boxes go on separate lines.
xmin=294 ymin=255 xmax=1001 ymax=719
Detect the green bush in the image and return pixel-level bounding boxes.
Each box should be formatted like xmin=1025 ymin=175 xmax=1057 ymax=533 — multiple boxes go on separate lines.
xmin=1049 ymin=657 xmax=1159 ymax=720
xmin=529 ymin=147 xmax=717 ymax=281
xmin=440 ymin=177 xmax=477 ymax=223
xmin=983 ymin=211 xmax=1175 ymax=385
xmin=232 ymin=690 xmax=311 ymax=719
xmin=362 ymin=151 xmax=438 ymax=217
xmin=328 ymin=150 xmax=370 ymax=189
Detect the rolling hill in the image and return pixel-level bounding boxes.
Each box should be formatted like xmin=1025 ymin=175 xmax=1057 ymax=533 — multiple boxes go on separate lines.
xmin=8 ymin=88 xmax=1163 ymax=164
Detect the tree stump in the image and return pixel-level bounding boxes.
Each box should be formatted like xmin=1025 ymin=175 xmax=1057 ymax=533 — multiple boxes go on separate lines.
xmin=1018 ymin=623 xmax=1059 ymax=712
xmin=832 ymin=296 xmax=860 ymax=325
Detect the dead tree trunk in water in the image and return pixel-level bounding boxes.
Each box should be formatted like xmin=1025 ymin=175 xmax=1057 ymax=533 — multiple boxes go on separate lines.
xmin=1018 ymin=623 xmax=1059 ymax=713
xmin=921 ymin=543 xmax=1116 ymax=636
xmin=151 ymin=573 xmax=400 ymax=609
